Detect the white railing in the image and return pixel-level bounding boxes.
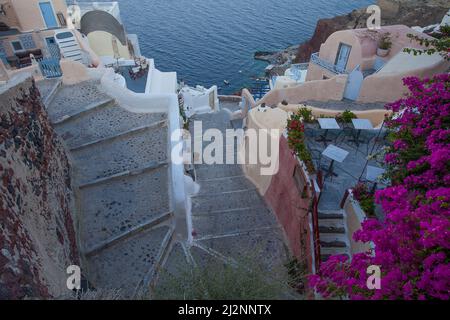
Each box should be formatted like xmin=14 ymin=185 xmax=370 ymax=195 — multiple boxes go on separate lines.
xmin=100 ymin=68 xmax=190 ymax=241
xmin=310 ymin=52 xmax=349 ymax=75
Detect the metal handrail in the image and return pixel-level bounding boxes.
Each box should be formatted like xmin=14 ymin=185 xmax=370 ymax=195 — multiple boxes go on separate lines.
xmin=310 ymin=177 xmax=322 ymax=272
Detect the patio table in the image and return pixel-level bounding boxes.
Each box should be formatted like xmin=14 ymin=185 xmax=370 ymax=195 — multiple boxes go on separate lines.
xmin=349 ymin=119 xmax=374 ymax=146
xmin=322 ymin=144 xmax=349 ymax=178
xmin=316 ymin=118 xmax=341 ymax=145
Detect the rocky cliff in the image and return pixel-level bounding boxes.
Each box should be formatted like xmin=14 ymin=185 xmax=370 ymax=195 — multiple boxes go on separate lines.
xmin=0 ymin=76 xmax=79 ymax=299
xmin=293 ymin=0 xmax=449 ymax=62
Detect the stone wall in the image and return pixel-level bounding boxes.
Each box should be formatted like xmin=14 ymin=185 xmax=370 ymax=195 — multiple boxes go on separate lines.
xmin=0 ymin=77 xmax=79 ymax=299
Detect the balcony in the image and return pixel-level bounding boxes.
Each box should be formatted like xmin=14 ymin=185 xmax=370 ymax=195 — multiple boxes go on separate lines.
xmin=310 ymin=52 xmax=349 ymax=75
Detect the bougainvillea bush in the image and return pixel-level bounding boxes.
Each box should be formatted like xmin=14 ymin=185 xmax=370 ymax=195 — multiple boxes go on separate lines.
xmin=309 ymin=74 xmax=450 ymax=300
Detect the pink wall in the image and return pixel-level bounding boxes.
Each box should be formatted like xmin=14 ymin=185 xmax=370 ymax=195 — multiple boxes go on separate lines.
xmin=264 ymin=136 xmax=313 ymax=271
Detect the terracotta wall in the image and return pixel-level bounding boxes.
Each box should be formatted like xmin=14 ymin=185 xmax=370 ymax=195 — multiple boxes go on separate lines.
xmin=0 ymin=76 xmax=79 ymax=299
xmin=264 ymin=136 xmax=313 ymax=270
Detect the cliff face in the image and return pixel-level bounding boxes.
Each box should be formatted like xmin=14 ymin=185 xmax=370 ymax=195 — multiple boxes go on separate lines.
xmin=294 ymin=0 xmax=449 ymax=63
xmin=0 ymin=77 xmax=79 ymax=299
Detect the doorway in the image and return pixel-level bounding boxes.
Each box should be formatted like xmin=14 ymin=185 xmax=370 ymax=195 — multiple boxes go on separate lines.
xmin=335 ymin=43 xmax=351 ymax=73
xmin=39 ymin=2 xmax=58 ymax=29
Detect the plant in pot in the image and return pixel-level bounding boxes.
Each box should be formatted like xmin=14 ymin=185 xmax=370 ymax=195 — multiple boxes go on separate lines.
xmin=377 ymin=32 xmax=392 ymax=57
xmin=335 ymin=109 xmax=357 ymax=128
xmin=352 ymin=182 xmax=375 ymax=217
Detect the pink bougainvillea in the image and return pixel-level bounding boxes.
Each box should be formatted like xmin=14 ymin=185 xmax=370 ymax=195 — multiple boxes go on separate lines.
xmin=309 ymin=74 xmax=450 ymax=300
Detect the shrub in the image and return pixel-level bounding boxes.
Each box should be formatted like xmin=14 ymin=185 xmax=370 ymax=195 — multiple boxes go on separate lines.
xmin=154 ymin=256 xmax=296 ymax=300
xmin=297 ymin=106 xmax=315 ymax=123
xmin=378 ymin=32 xmax=392 ymax=50
xmin=336 ymin=110 xmax=357 ymax=123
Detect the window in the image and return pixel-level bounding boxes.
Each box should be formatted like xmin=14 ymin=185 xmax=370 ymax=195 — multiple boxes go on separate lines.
xmin=55 ymin=31 xmax=74 ymax=40
xmin=57 ymin=12 xmax=67 ymax=27
xmin=335 ymin=43 xmax=352 ymax=73
xmin=11 ymin=40 xmax=24 ymax=52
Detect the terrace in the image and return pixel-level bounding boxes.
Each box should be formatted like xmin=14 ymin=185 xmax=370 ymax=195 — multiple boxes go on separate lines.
xmin=303 ymin=118 xmax=389 ymax=217
xmin=270 ymin=63 xmax=309 ymax=89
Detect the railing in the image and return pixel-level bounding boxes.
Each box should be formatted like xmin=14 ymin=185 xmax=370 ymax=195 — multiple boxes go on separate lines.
xmin=38 ymin=58 xmax=62 ymax=78
xmin=311 ymin=172 xmax=323 ymax=272
xmin=310 ymin=52 xmax=348 ymax=75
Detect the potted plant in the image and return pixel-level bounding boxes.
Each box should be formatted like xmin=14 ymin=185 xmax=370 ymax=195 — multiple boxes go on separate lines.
xmin=351 ymin=183 xmax=376 ymax=217
xmin=335 ymin=109 xmax=357 ymax=128
xmin=377 ymin=32 xmax=392 ymax=57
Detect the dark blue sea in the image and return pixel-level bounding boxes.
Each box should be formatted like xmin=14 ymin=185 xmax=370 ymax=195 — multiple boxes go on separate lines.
xmin=81 ymin=0 xmax=374 ymax=94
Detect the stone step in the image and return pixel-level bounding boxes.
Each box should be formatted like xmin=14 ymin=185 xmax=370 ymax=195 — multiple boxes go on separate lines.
xmin=321 ymin=253 xmax=351 ymax=262
xmin=318 ymin=210 xmax=344 ymax=220
xmin=320 ymin=247 xmax=350 ymax=256
xmin=86 ymin=225 xmax=173 ymax=298
xmin=47 ymin=80 xmax=112 ymax=123
xmin=72 ymin=124 xmax=168 ymax=185
xmin=36 ymin=78 xmax=61 ymax=107
xmin=69 ymin=121 xmax=168 ymax=152
xmin=52 ymin=98 xmax=115 ymax=125
xmin=195 ymin=164 xmax=243 ymax=180
xmin=320 ymin=247 xmax=350 ymax=262
xmin=197 ymin=175 xmax=254 ymax=195
xmin=196 ymin=227 xmax=288 ymax=271
xmin=192 ymin=206 xmax=277 ymax=237
xmin=79 ymin=164 xmax=171 ymax=251
xmin=320 ymin=233 xmax=348 ymax=248
xmin=54 ymin=102 xmax=167 ymax=149
xmin=191 ymin=189 xmax=262 ymax=214
xmin=318 ymin=219 xmax=346 ymax=234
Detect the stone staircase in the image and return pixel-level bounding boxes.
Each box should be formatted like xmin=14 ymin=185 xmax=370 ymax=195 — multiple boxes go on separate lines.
xmin=188 ymin=109 xmax=289 ymax=272
xmin=318 ymin=209 xmax=350 ymax=262
xmin=41 ymin=79 xmax=176 ymax=297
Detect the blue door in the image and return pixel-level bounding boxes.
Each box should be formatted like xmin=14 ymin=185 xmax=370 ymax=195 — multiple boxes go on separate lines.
xmin=39 ymin=2 xmax=58 ymax=29
xmin=344 ymin=65 xmax=364 ymax=101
